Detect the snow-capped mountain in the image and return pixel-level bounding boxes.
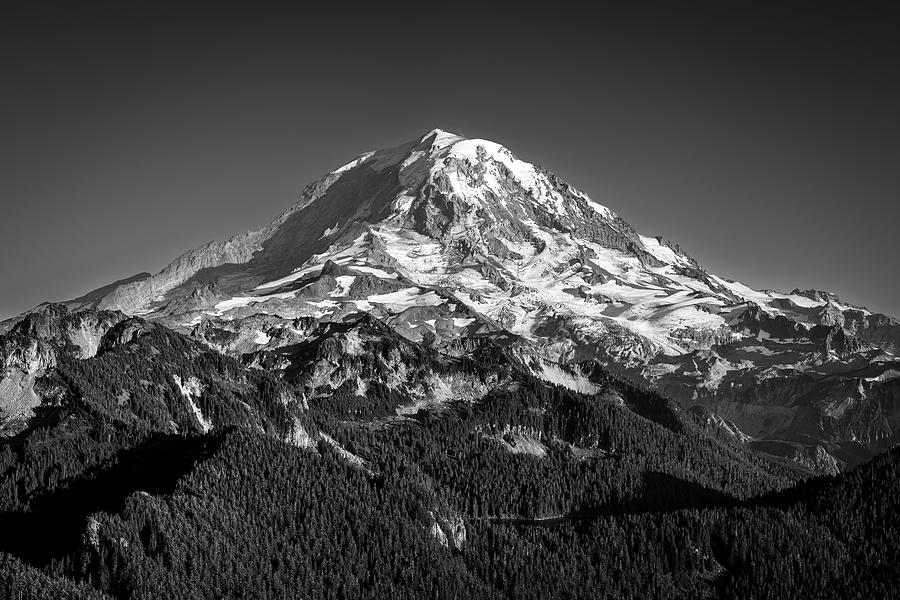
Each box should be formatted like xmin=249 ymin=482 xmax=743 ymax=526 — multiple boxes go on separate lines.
xmin=6 ymin=128 xmax=899 ymax=469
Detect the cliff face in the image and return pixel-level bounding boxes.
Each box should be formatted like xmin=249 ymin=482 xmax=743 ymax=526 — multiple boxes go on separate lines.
xmin=0 ymin=334 xmax=56 ymax=435
xmin=0 ymin=305 xmax=129 ymax=435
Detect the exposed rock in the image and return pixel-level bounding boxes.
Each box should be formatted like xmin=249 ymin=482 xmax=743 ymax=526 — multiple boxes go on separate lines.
xmin=283 ymin=417 xmax=315 ymax=449
xmin=85 ymin=516 xmax=101 ymax=551
xmin=0 ymin=335 xmax=57 ymax=435
xmin=688 ymin=405 xmax=752 ymax=443
xmin=98 ymin=318 xmax=155 ymax=352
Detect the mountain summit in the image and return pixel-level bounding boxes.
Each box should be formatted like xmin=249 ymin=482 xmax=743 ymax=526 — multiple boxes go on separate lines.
xmin=5 ymin=129 xmax=900 ymax=469
xmin=53 ymin=127 xmax=718 ymax=349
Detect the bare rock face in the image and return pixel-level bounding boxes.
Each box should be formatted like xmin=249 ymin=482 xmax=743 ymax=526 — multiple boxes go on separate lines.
xmin=688 ymin=405 xmax=752 ymax=443
xmin=283 ymin=417 xmax=315 ymax=449
xmin=98 ymin=318 xmax=156 ymax=353
xmin=0 ymin=305 xmax=131 ymax=434
xmin=435 ymin=514 xmax=467 ymax=550
xmin=426 ymin=510 xmax=467 ymax=550
xmin=0 ymin=334 xmax=56 ymax=435
xmin=10 ymin=304 xmax=126 ymax=358
xmin=428 ymin=519 xmax=449 ymax=547
xmin=842 ymin=310 xmax=900 ymax=354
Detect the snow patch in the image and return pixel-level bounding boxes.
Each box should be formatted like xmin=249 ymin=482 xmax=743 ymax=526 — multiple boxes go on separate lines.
xmin=333 ymin=151 xmax=375 ymax=174
xmin=319 ymin=222 xmax=340 ymax=239
xmin=350 ymin=300 xmax=374 ymax=311
xmin=368 ymin=288 xmax=445 ymax=309
xmin=348 ymin=265 xmax=398 ymax=279
xmin=212 ymin=291 xmax=296 ymax=313
xmin=865 ymin=369 xmax=900 ymax=383
xmin=639 ymin=235 xmax=688 ymax=267
xmin=329 ymin=275 xmax=356 ymax=297
xmin=254 ymin=264 xmax=321 ymax=291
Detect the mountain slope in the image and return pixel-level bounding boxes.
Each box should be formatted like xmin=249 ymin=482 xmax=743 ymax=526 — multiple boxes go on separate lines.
xmin=0 ymin=126 xmax=895 ymax=600
xmin=4 ymin=393 xmax=896 ymax=599
xmin=25 ymin=128 xmax=893 ymax=471
xmin=0 ymin=304 xmax=816 ymax=598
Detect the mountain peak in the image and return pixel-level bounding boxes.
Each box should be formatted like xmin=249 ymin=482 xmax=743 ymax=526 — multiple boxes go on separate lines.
xmin=51 ymin=130 xmax=702 ymax=327
xmin=419 ymin=127 xmax=463 ymax=144
xmin=5 ymin=127 xmax=898 ymax=471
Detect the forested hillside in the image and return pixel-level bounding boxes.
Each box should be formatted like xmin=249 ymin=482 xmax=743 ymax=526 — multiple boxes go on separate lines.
xmin=0 ymin=309 xmax=897 ymax=598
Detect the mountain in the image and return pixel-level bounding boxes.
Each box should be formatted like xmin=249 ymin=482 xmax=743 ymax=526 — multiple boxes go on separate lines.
xmin=2 ymin=128 xmax=899 ymax=598
xmin=8 ymin=128 xmax=894 ymax=471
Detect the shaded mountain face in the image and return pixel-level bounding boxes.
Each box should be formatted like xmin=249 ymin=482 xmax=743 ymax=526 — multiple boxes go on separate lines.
xmin=5 ymin=129 xmax=898 ymax=469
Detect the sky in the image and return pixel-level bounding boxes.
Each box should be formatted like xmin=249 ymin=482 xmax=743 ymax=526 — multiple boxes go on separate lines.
xmin=1 ymin=1 xmax=898 ymax=319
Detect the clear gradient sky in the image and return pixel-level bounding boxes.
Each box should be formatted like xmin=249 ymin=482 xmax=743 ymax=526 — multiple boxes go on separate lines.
xmin=1 ymin=1 xmax=898 ymax=319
